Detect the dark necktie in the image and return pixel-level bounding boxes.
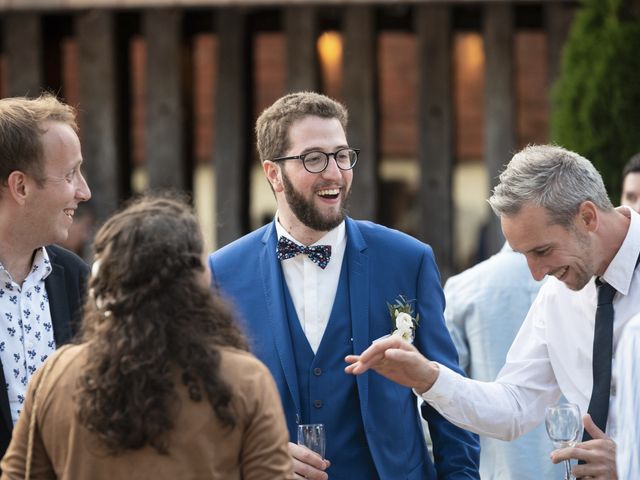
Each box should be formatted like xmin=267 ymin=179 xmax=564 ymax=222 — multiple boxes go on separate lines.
xmin=582 ymin=278 xmax=616 ymax=441
xmin=276 ymin=236 xmax=332 ymax=269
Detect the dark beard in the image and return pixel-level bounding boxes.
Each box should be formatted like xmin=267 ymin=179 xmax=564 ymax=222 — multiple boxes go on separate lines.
xmin=282 ymin=170 xmax=350 ymax=232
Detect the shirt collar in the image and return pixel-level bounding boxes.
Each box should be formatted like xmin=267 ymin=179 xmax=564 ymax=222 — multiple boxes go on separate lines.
xmin=274 ymin=211 xmax=346 ymax=250
xmin=601 ymin=207 xmax=640 ymax=295
xmin=0 ymin=247 xmax=52 ymax=286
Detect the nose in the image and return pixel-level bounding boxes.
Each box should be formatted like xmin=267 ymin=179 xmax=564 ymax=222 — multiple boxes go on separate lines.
xmin=633 ymin=200 xmax=640 ymax=215
xmin=526 ymin=255 xmax=548 ymax=281
xmin=75 ymin=171 xmax=92 ymax=202
xmin=321 ymin=154 xmax=343 ymax=180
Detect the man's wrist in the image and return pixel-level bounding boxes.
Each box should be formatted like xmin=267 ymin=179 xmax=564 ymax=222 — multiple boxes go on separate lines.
xmin=415 ymin=361 xmax=440 ymax=395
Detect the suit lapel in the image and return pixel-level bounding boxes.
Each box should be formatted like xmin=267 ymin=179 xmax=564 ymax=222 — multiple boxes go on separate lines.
xmin=345 ymin=218 xmax=370 ymax=417
xmin=0 ymin=359 xmax=11 ymax=437
xmin=44 ymin=248 xmax=72 ymax=346
xmin=259 ymin=223 xmax=301 ymax=416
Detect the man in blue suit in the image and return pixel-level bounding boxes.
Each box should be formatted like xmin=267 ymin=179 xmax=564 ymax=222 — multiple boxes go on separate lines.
xmin=210 ymin=92 xmax=479 ymax=479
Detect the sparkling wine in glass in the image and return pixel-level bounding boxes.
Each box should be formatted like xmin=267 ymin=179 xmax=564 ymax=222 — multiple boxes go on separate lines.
xmin=545 ymin=403 xmax=582 ymax=480
xmin=297 ymin=423 xmax=325 ymax=459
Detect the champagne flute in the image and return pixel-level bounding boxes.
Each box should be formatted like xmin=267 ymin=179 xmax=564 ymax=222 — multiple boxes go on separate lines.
xmin=297 ymin=423 xmax=325 ymax=459
xmin=545 ymin=403 xmax=582 ymax=480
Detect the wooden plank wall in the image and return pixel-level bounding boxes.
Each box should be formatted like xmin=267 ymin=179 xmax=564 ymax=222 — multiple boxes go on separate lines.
xmin=483 ymin=3 xmax=515 ymax=255
xmin=0 ymin=2 xmax=575 ymax=276
xmin=77 ymin=11 xmax=120 ymax=225
xmin=415 ymin=4 xmax=454 ymax=278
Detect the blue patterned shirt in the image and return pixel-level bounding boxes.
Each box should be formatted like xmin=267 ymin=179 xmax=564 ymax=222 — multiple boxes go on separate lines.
xmin=0 ymin=247 xmax=56 ymax=424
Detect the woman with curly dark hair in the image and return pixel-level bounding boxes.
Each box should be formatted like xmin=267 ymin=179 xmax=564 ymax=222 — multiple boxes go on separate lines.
xmin=1 ymin=195 xmax=294 ymax=480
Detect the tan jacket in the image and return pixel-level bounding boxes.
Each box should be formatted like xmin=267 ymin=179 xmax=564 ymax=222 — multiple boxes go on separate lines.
xmin=1 ymin=344 xmax=294 ymax=480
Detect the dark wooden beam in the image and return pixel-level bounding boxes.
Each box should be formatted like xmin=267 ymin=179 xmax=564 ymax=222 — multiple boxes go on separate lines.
xmin=415 ymin=4 xmax=454 ymax=278
xmin=76 ymin=10 xmax=120 ymax=224
xmin=484 ymin=3 xmax=515 ymax=254
xmin=144 ymin=9 xmax=185 ymax=190
xmin=214 ymin=9 xmax=250 ymax=247
xmin=285 ymin=6 xmax=319 ymax=93
xmin=3 ymin=13 xmax=42 ymax=97
xmin=343 ymin=5 xmax=378 ymax=221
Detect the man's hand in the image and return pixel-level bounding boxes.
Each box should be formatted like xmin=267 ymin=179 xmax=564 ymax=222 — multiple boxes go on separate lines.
xmin=344 ymin=336 xmax=439 ymax=394
xmin=288 ymin=442 xmax=330 ymax=479
xmin=550 ymin=414 xmax=617 ymax=480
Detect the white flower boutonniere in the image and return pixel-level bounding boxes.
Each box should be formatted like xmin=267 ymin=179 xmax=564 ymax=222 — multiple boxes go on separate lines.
xmin=387 ymin=295 xmax=420 ymax=344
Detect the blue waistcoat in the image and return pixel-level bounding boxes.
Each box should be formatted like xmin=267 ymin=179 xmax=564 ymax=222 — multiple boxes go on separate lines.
xmin=283 ymin=263 xmax=378 ymax=480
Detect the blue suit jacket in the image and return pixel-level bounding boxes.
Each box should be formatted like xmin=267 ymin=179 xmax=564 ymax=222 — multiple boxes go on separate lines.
xmin=210 ymin=218 xmax=479 ymax=479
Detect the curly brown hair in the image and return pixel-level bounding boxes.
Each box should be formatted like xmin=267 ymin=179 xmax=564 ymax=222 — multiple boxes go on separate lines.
xmin=75 ymin=194 xmax=248 ymax=455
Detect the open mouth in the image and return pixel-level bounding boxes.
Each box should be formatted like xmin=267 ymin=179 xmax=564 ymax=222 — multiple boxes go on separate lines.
xmin=553 ymin=266 xmax=569 ymax=281
xmin=63 ymin=208 xmax=75 ymax=219
xmin=317 ymin=188 xmax=340 ymax=200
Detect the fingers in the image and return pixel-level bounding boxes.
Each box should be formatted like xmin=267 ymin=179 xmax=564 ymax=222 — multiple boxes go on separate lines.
xmin=583 ymin=414 xmax=607 ymax=440
xmin=344 ymin=355 xmax=362 ymax=375
xmin=344 ymin=337 xmax=417 ymax=375
xmin=550 ymin=438 xmax=617 ymax=480
xmin=288 ymin=442 xmax=329 ymax=480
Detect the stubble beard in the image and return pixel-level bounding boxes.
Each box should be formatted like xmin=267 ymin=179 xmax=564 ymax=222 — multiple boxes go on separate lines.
xmin=566 ymin=227 xmax=595 ymax=291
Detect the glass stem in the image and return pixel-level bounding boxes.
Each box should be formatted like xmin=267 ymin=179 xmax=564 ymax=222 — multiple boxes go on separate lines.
xmin=564 ymin=459 xmax=572 ymax=480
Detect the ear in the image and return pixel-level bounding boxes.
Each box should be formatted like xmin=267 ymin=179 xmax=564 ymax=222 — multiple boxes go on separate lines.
xmin=263 ymin=160 xmax=284 ymax=193
xmin=577 ymin=201 xmax=599 ymax=232
xmin=6 ymin=170 xmax=29 ymax=205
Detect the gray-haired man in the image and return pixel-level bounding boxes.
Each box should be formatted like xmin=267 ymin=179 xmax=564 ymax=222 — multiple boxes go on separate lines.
xmin=347 ymin=144 xmax=640 ymax=480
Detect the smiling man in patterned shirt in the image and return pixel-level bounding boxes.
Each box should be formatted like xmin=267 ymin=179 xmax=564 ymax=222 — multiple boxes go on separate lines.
xmin=0 ymin=94 xmax=91 ymax=458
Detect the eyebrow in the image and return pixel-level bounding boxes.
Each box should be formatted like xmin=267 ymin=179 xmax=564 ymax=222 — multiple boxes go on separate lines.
xmin=298 ymin=145 xmax=350 ymax=155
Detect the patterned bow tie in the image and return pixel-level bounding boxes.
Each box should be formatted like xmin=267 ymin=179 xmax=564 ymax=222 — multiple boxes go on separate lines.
xmin=276 ymin=236 xmax=332 ymax=269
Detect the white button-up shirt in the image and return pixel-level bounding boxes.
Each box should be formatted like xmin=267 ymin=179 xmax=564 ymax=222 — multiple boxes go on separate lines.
xmin=0 ymin=247 xmax=56 ymax=424
xmin=422 ymin=207 xmax=640 ymax=441
xmin=614 ymin=312 xmax=640 ymax=479
xmin=275 ymin=216 xmax=346 ymax=354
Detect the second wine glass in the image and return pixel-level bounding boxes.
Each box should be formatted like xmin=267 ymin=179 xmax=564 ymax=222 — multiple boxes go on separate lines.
xmin=297 ymin=423 xmax=326 ymax=459
xmin=545 ymin=403 xmax=582 ymax=480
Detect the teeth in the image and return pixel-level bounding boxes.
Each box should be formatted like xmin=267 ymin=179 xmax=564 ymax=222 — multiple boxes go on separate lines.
xmin=318 ymin=189 xmax=339 ymax=196
xmin=64 ymin=209 xmax=75 ymax=218
xmin=554 ymin=266 xmax=568 ymax=279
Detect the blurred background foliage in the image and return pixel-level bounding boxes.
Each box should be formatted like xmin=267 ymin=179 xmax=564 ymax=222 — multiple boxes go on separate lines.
xmin=552 ymin=0 xmax=640 ymax=201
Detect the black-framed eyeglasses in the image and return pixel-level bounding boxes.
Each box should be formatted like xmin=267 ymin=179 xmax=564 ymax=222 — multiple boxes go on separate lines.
xmin=271 ymin=148 xmax=360 ymax=173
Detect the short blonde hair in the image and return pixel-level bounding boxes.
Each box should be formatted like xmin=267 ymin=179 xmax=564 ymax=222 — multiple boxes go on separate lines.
xmin=0 ymin=93 xmax=78 ymax=187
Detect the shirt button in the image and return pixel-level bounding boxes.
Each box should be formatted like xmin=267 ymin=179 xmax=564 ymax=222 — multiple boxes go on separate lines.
xmin=314 ymin=399 xmax=323 ymax=409
xmin=313 ymin=367 xmax=322 ymax=376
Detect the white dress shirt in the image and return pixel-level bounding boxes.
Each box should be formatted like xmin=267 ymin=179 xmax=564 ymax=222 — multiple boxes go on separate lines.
xmin=275 ymin=215 xmax=347 ymax=353
xmin=422 ymin=207 xmax=640 ymax=441
xmin=614 ymin=313 xmax=640 ymax=479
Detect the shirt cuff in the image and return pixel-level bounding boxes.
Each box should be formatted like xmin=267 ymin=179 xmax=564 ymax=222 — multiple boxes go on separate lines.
xmin=413 ymin=362 xmax=461 ymax=406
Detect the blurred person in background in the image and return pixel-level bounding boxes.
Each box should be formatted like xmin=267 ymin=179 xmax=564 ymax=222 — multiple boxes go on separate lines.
xmin=0 ymin=94 xmax=91 ymax=459
xmin=443 ymin=242 xmax=562 ymax=479
xmin=1 ymin=195 xmax=294 ymax=480
xmin=613 ymin=312 xmax=640 ymax=479
xmin=610 ymin=155 xmax=640 ymax=479
xmin=621 ymin=153 xmax=640 ymax=213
